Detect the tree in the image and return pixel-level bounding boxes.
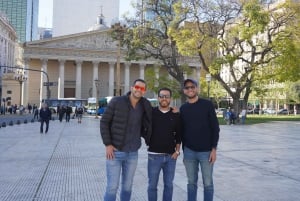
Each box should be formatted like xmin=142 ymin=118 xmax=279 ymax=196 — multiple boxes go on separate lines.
xmin=169 ymin=0 xmax=300 ymax=114
xmin=121 ymin=0 xmax=193 ymax=103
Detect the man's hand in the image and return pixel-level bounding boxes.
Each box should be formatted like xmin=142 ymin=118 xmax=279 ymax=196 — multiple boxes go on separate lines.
xmin=209 ymin=148 xmax=217 ymax=164
xmin=171 ymin=152 xmax=180 ymax=159
xmin=106 ymin=145 xmax=116 ymax=160
xmin=171 ymin=107 xmax=179 ymax=113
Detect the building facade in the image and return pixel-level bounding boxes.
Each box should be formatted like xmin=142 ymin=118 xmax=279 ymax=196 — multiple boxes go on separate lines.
xmin=0 ymin=12 xmax=18 ymax=112
xmin=0 ymin=0 xmax=39 ymax=42
xmin=52 ymin=0 xmax=119 ymax=37
xmin=21 ymin=29 xmax=200 ymax=108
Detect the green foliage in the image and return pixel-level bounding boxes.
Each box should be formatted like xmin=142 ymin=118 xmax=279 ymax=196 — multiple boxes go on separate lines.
xmin=145 ymin=66 xmax=182 ymax=99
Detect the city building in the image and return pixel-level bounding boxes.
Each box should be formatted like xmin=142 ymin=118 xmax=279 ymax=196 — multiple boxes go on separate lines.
xmin=0 ymin=12 xmax=18 ymax=112
xmin=21 ymin=27 xmax=200 ymax=108
xmin=52 ymin=0 xmax=119 ymax=37
xmin=0 ymin=0 xmax=39 ymax=42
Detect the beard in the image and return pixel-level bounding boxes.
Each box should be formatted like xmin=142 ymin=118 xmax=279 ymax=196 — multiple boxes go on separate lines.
xmin=186 ymin=93 xmax=198 ymax=100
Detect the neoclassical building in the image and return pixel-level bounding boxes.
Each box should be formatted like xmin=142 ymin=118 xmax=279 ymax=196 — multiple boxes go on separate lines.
xmin=22 ymin=29 xmax=201 ymax=107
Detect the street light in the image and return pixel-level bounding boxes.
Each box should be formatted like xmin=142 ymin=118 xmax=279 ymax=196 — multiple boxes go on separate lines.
xmin=205 ymin=73 xmax=212 ymax=99
xmin=14 ymin=69 xmax=28 ymax=106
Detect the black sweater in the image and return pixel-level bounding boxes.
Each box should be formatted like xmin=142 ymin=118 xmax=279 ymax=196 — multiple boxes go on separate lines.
xmin=180 ymin=98 xmax=220 ymax=152
xmin=148 ymin=107 xmax=181 ymax=154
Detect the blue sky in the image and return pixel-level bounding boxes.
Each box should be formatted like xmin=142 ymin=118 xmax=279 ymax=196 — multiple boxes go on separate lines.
xmin=38 ymin=0 xmax=135 ymax=28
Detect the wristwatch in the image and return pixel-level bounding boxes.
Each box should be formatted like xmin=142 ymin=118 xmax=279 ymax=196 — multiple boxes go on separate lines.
xmin=175 ymin=151 xmax=180 ymax=155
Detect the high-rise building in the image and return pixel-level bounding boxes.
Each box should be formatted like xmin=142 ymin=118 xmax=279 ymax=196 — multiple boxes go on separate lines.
xmin=0 ymin=0 xmax=39 ymax=42
xmin=52 ymin=0 xmax=119 ymax=37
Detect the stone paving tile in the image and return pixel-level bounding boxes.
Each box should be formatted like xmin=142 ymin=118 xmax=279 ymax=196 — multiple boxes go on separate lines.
xmin=0 ymin=117 xmax=300 ymax=201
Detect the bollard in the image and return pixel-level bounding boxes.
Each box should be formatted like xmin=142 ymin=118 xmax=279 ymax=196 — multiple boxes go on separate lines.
xmin=31 ymin=119 xmax=34 ymax=123
xmin=24 ymin=119 xmax=28 ymax=124
xmin=9 ymin=120 xmax=14 ymax=126
xmin=1 ymin=122 xmax=6 ymax=127
xmin=16 ymin=120 xmax=21 ymax=125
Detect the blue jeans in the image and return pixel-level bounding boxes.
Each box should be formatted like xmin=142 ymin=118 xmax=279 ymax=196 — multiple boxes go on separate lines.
xmin=147 ymin=153 xmax=176 ymax=201
xmin=183 ymin=147 xmax=214 ymax=201
xmin=104 ymin=151 xmax=138 ymax=201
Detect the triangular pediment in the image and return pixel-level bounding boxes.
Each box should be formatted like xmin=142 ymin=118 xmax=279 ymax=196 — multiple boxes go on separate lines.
xmin=25 ymin=30 xmax=117 ymax=51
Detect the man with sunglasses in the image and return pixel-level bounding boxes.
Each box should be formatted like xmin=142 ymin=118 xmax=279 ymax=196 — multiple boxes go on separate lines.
xmin=100 ymin=78 xmax=152 ymax=201
xmin=180 ymin=79 xmax=220 ymax=201
xmin=147 ymin=87 xmax=181 ymax=201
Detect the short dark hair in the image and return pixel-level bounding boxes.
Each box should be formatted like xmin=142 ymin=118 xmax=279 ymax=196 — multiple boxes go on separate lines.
xmin=158 ymin=87 xmax=172 ymax=97
xmin=132 ymin=79 xmax=146 ymax=86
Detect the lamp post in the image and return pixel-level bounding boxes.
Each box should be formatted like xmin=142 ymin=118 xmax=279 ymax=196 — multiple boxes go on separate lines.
xmin=14 ymin=69 xmax=28 ymax=106
xmin=205 ymin=73 xmax=212 ymax=99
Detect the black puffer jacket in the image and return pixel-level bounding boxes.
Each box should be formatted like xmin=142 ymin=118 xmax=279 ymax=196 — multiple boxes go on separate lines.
xmin=100 ymin=92 xmax=152 ymax=150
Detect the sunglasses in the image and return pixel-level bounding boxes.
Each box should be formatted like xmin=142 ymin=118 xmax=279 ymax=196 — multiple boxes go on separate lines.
xmin=158 ymin=95 xmax=171 ymax=99
xmin=184 ymin=86 xmax=196 ymax=90
xmin=134 ymin=85 xmax=146 ymax=92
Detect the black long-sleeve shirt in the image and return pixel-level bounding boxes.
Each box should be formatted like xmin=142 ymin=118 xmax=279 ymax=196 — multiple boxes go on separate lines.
xmin=180 ymin=98 xmax=220 ymax=152
xmin=148 ymin=107 xmax=181 ymax=154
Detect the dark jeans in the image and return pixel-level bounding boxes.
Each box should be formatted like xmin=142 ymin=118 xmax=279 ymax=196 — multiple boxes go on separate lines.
xmin=40 ymin=119 xmax=49 ymax=133
xmin=66 ymin=113 xmax=71 ymax=122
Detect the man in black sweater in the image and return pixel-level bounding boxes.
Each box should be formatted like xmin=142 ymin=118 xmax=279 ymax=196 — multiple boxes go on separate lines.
xmin=39 ymin=103 xmax=52 ymax=134
xmin=180 ymin=79 xmax=220 ymax=201
xmin=147 ymin=87 xmax=181 ymax=201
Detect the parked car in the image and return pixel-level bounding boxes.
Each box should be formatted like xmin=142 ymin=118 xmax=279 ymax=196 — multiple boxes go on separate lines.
xmin=277 ymin=109 xmax=289 ymax=115
xmin=86 ymin=108 xmax=96 ymax=115
xmin=247 ymin=108 xmax=262 ymax=114
xmin=264 ymin=108 xmax=276 ymax=114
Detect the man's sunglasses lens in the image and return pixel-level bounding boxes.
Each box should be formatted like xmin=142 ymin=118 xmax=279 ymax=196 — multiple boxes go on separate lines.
xmin=134 ymin=85 xmax=145 ymax=91
xmin=158 ymin=95 xmax=170 ymax=99
xmin=184 ymin=86 xmax=196 ymax=90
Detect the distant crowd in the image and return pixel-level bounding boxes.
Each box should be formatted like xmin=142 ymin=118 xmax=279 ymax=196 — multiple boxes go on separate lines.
xmin=0 ymin=103 xmax=37 ymax=115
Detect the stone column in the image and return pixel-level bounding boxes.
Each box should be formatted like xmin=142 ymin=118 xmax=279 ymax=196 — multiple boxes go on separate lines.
xmin=196 ymin=66 xmax=201 ymax=81
xmin=92 ymin=61 xmax=99 ymax=98
xmin=40 ymin=59 xmax=48 ymax=107
xmin=58 ymin=59 xmax=65 ymax=98
xmin=108 ymin=62 xmax=115 ymax=96
xmin=154 ymin=66 xmax=159 ymax=88
xmin=23 ymin=58 xmax=30 ymax=105
xmin=75 ymin=60 xmax=82 ymax=99
xmin=139 ymin=63 xmax=145 ymax=79
xmin=124 ymin=62 xmax=130 ymax=93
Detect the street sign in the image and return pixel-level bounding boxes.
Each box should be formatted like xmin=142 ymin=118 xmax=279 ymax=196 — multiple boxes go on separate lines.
xmin=43 ymin=82 xmax=58 ymax=86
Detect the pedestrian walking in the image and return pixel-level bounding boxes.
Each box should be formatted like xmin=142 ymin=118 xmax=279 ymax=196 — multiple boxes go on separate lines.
xmin=147 ymin=87 xmax=181 ymax=201
xmin=39 ymin=103 xmax=52 ymax=134
xmin=76 ymin=106 xmax=84 ymax=123
xmin=33 ymin=107 xmax=39 ymax=120
xmin=57 ymin=105 xmax=65 ymax=122
xmin=65 ymin=105 xmax=72 ymax=122
xmin=240 ymin=108 xmax=247 ymax=124
xmin=180 ymin=79 xmax=220 ymax=201
xmin=100 ymin=79 xmax=152 ymax=201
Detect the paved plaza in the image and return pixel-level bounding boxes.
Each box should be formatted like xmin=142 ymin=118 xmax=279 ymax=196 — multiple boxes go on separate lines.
xmin=0 ymin=116 xmax=299 ymax=201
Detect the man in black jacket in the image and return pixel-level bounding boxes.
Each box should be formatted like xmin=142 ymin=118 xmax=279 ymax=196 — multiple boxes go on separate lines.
xmin=39 ymin=103 xmax=52 ymax=134
xmin=147 ymin=87 xmax=181 ymax=201
xmin=100 ymin=79 xmax=152 ymax=201
xmin=180 ymin=79 xmax=220 ymax=201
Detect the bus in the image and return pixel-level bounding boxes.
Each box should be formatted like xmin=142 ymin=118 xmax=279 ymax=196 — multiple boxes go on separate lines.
xmin=86 ymin=97 xmax=97 ymax=114
xmin=43 ymin=98 xmax=87 ymax=113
